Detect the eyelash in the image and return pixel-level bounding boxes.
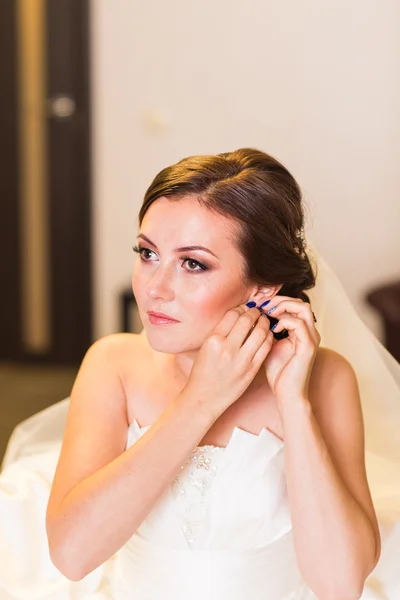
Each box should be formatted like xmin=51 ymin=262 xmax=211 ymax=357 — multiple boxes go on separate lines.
xmin=132 ymin=245 xmax=209 ymax=273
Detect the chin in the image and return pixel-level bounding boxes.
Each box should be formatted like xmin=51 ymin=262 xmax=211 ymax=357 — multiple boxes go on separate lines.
xmin=144 ymin=328 xmax=201 ymax=354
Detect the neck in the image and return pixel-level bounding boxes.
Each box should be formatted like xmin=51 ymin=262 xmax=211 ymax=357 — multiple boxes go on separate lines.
xmin=139 ymin=328 xmax=269 ymax=393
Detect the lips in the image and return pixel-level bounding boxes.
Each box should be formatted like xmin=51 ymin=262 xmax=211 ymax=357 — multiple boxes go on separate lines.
xmin=147 ymin=311 xmax=180 ymax=322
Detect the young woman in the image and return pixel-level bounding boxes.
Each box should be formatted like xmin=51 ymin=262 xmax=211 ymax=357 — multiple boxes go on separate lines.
xmin=45 ymin=147 xmax=382 ymax=599
xmin=2 ymin=148 xmax=399 ymax=600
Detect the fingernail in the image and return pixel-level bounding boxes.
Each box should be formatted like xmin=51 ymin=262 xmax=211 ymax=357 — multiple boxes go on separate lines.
xmin=271 ymin=323 xmax=278 ymax=331
xmin=258 ymin=300 xmax=271 ymax=309
xmin=246 ymin=301 xmax=257 ymax=308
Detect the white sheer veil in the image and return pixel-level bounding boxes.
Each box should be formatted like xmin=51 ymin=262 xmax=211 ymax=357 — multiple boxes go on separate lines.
xmin=306 ymin=240 xmax=400 ymax=529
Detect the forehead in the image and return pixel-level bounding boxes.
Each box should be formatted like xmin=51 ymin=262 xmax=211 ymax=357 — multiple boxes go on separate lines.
xmin=140 ymin=196 xmax=238 ymax=246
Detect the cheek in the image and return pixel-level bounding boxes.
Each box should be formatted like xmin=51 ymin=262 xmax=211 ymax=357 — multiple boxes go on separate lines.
xmin=184 ymin=285 xmax=241 ymax=322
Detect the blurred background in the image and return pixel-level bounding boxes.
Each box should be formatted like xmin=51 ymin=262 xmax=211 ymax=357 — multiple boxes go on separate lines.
xmin=1 ymin=0 xmax=399 ymax=463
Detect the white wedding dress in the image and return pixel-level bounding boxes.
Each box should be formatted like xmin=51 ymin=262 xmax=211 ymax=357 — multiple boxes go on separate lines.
xmin=0 ymin=400 xmax=395 ymax=600
xmin=112 ymin=419 xmax=314 ymax=600
xmin=0 ymin=404 xmax=316 ymax=600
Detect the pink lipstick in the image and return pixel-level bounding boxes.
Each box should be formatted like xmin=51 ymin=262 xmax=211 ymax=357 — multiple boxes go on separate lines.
xmin=147 ymin=311 xmax=180 ymax=325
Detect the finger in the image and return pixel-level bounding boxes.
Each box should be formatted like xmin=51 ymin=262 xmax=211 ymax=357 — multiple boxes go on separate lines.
xmin=272 ymin=316 xmax=316 ymax=351
xmin=240 ymin=313 xmax=272 ymax=358
xmin=228 ymin=307 xmax=267 ymax=347
xmin=264 ymin=299 xmax=310 ymax=318
xmin=278 ymin=308 xmax=319 ymax=344
xmin=264 ymin=301 xmax=316 ymax=335
xmin=212 ymin=303 xmax=252 ymax=338
xmin=250 ymin=327 xmax=274 ymax=365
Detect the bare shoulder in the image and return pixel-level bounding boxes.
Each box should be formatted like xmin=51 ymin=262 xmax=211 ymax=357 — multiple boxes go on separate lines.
xmin=312 ymin=345 xmax=351 ymax=370
xmin=95 ymin=332 xmax=142 ymax=360
xmin=93 ymin=332 xmax=149 ymax=380
xmin=82 ymin=333 xmax=143 ymax=396
xmin=308 ymin=346 xmax=354 ymax=409
xmin=306 ymin=349 xmax=381 ymax=566
xmin=99 ymin=332 xmax=158 ymax=423
xmin=308 ymin=345 xmax=363 ymax=443
xmin=46 ymin=332 xmax=141 ymax=525
xmin=107 ymin=331 xmax=153 ymax=379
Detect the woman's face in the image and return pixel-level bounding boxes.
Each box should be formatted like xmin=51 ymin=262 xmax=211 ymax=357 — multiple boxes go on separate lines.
xmin=132 ymin=195 xmax=253 ymax=353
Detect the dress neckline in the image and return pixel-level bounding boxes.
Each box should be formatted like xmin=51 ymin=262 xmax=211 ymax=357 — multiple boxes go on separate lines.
xmin=128 ymin=418 xmax=284 ymax=449
xmin=126 ymin=417 xmax=286 ymax=551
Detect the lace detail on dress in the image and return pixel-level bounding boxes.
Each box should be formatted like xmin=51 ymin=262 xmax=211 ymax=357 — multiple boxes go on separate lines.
xmin=171 ymin=445 xmax=225 ymax=547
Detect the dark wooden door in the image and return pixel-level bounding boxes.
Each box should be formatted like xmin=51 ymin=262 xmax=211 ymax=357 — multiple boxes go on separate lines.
xmin=0 ymin=0 xmax=92 ymax=365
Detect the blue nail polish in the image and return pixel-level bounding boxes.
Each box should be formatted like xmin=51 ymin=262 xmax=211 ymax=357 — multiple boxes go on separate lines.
xmin=246 ymin=301 xmax=257 ymax=308
xmin=271 ymin=323 xmax=278 ymax=331
xmin=266 ymin=306 xmax=276 ymax=314
xmin=258 ymin=300 xmax=271 ymax=309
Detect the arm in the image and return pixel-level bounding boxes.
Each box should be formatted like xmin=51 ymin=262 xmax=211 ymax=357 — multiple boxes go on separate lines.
xmin=46 ymin=337 xmax=216 ymax=581
xmin=280 ymin=348 xmax=381 ymax=600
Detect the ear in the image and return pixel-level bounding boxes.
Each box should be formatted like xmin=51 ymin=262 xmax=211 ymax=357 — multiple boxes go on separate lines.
xmin=248 ymin=283 xmax=283 ymax=307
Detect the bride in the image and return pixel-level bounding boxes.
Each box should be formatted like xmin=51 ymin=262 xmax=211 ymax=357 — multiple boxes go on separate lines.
xmin=1 ymin=148 xmax=400 ymax=600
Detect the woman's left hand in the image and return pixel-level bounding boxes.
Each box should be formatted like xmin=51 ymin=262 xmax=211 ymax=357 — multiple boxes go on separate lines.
xmin=261 ymin=296 xmax=321 ymax=405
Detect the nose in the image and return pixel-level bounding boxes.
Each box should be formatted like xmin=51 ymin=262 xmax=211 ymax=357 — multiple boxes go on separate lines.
xmin=147 ymin=266 xmax=175 ymax=300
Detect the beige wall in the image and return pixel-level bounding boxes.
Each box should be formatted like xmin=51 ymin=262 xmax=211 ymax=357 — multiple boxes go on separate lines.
xmin=90 ymin=0 xmax=400 ymax=340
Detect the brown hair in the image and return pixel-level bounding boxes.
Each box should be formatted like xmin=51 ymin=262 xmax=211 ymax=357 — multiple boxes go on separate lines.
xmin=138 ymin=147 xmax=317 ymax=303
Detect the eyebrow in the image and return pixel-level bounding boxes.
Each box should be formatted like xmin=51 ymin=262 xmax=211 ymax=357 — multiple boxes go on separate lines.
xmin=137 ymin=234 xmax=219 ymax=259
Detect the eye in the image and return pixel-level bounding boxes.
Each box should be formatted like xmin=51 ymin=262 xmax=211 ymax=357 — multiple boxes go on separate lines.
xmin=180 ymin=256 xmax=208 ymax=272
xmin=132 ymin=245 xmax=209 ymax=273
xmin=132 ymin=245 xmax=154 ymax=261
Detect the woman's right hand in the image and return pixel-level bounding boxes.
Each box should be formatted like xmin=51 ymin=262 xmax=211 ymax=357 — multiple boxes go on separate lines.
xmin=184 ymin=304 xmax=274 ymax=418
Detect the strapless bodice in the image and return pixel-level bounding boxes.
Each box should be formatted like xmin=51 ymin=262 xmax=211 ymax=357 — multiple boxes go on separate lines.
xmin=0 ymin=398 xmax=389 ymax=600
xmin=109 ymin=419 xmax=317 ymax=599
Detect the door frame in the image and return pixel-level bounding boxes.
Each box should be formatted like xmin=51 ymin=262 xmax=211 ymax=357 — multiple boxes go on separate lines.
xmin=0 ymin=0 xmax=93 ymax=365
